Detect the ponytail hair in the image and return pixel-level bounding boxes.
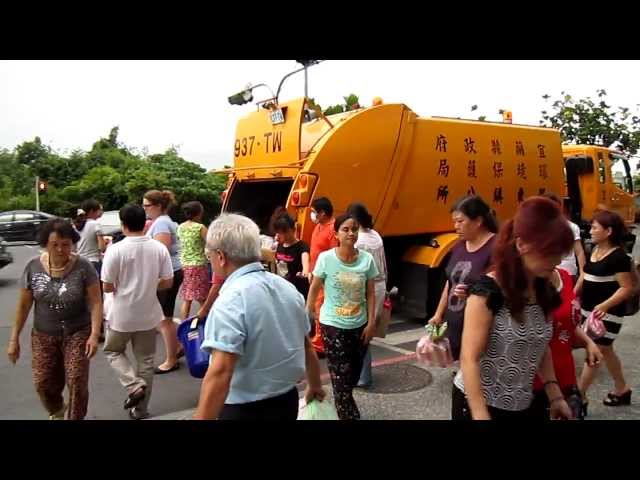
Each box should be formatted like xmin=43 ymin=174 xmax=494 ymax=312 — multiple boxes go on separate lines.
xmin=144 ymin=189 xmax=176 ymax=212
xmin=73 ymin=199 xmax=101 ymax=231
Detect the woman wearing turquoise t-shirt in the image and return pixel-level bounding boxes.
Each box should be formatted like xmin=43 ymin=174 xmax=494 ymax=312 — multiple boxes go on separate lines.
xmin=307 ymin=213 xmax=379 ymax=420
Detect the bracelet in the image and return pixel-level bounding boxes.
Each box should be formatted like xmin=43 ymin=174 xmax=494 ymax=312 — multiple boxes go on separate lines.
xmin=549 ymin=396 xmax=565 ymax=406
xmin=543 ymin=380 xmax=559 ymax=389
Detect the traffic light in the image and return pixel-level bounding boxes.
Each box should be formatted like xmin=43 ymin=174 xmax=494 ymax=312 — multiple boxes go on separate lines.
xmin=38 ymin=180 xmax=48 ymax=193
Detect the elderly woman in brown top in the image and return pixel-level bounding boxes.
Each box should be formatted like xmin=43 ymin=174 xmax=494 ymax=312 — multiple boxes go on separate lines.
xmin=6 ymin=219 xmax=103 ymax=420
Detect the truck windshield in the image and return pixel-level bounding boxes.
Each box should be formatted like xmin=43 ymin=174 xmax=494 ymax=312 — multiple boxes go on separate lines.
xmin=610 ymin=153 xmax=634 ymax=193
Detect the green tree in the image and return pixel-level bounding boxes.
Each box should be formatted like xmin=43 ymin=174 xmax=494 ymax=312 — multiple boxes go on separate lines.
xmin=322 ymin=93 xmax=363 ymax=116
xmin=2 ymin=128 xmax=228 ymax=220
xmin=540 ymin=90 xmax=640 ymax=158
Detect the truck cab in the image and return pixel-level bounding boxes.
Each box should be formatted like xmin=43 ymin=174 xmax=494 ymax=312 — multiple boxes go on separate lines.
xmin=563 ymin=145 xmax=635 ymax=226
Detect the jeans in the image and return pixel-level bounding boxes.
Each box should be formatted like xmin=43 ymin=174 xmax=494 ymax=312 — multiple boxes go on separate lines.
xmin=357 ymin=281 xmax=386 ymax=387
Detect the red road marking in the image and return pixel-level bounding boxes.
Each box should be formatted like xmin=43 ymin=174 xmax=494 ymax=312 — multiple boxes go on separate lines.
xmin=299 ymin=352 xmax=417 ymax=387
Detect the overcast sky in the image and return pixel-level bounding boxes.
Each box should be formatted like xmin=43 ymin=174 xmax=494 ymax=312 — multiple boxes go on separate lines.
xmin=2 ymin=60 xmax=639 ymax=173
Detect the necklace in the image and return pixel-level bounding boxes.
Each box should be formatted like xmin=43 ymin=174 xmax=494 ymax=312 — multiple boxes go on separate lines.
xmin=48 ymin=257 xmax=70 ymax=275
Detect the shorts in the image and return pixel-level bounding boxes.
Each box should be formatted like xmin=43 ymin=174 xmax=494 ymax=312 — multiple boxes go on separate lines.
xmin=157 ymin=269 xmax=183 ymax=318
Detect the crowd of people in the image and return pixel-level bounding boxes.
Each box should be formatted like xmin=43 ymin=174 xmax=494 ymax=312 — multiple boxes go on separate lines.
xmin=5 ymin=188 xmax=637 ymax=420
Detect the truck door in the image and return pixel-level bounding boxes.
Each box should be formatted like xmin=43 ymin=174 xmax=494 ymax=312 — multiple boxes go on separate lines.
xmin=608 ymin=152 xmax=635 ymax=223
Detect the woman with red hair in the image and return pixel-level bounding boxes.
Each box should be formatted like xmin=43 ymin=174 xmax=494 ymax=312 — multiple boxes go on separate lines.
xmin=452 ymin=197 xmax=575 ymax=420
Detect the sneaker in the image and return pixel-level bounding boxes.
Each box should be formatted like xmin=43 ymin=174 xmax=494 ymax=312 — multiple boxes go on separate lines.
xmin=129 ymin=407 xmax=150 ymax=420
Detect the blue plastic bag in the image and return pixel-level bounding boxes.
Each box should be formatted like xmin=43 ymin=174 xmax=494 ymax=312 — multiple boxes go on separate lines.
xmin=298 ymin=399 xmax=339 ymax=420
xmin=177 ymin=316 xmax=210 ymax=378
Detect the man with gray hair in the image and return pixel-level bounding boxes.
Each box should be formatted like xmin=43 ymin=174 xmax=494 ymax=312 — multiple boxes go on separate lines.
xmin=193 ymin=213 xmax=325 ymax=420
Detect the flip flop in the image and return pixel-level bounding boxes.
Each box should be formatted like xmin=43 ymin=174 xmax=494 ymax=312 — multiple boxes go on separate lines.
xmin=154 ymin=363 xmax=180 ymax=375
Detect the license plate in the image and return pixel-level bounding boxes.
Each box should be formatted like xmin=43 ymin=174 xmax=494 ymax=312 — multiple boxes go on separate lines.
xmin=270 ymin=108 xmax=285 ymax=125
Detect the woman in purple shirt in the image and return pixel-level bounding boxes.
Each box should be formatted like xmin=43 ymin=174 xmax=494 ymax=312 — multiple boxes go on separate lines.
xmin=428 ymin=195 xmax=498 ymax=362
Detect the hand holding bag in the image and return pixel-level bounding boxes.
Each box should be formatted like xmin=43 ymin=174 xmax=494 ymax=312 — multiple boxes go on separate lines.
xmin=416 ymin=323 xmax=454 ymax=368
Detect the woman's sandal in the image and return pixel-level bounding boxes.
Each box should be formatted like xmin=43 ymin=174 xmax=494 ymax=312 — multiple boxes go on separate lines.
xmin=603 ymin=390 xmax=632 ymax=407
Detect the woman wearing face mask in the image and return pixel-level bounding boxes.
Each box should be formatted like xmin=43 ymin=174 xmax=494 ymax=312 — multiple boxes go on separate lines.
xmin=453 ymin=197 xmax=575 ymax=420
xmin=428 ymin=195 xmax=497 ymax=364
xmin=576 ymin=210 xmax=634 ymax=411
xmin=306 ymin=214 xmax=379 ymax=420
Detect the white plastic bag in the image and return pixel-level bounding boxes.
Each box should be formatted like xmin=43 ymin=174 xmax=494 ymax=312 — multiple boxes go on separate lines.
xmin=297 ymin=398 xmax=339 ymax=420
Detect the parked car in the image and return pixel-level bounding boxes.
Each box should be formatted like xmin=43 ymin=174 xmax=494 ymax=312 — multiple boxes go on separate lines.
xmin=0 ymin=210 xmax=57 ymax=243
xmin=97 ymin=210 xmax=122 ymax=244
xmin=0 ymin=236 xmax=13 ymax=268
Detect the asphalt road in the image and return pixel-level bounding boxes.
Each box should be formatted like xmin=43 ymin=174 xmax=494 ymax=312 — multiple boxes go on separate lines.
xmin=2 ymin=244 xmax=638 ymax=420
xmin=0 ymin=244 xmax=423 ymax=420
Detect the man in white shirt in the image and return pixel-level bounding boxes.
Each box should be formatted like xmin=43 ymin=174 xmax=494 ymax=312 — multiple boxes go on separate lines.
xmin=102 ymin=204 xmax=174 ymax=420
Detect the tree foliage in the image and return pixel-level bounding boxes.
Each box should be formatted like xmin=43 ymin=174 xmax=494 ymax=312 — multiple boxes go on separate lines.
xmin=321 ymin=93 xmax=362 ymax=116
xmin=540 ymin=90 xmax=640 ymax=158
xmin=0 ymin=128 xmax=227 ymax=223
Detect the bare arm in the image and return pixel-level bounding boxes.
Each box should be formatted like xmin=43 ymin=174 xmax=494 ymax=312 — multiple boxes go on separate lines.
xmin=301 ymin=252 xmax=310 ymax=276
xmin=574 ymin=240 xmax=586 ymax=275
xmin=103 ymin=281 xmax=115 ymax=294
xmin=574 ymin=272 xmax=584 ymax=296
xmin=85 ymin=282 xmax=103 ymax=358
xmin=158 ymin=277 xmax=174 ymax=291
xmin=87 ymin=283 xmax=103 ymax=340
xmin=459 ymin=294 xmax=493 ymax=420
xmin=97 ymin=234 xmax=106 ymax=253
xmin=200 ymin=225 xmax=208 ymax=242
xmin=197 ymin=282 xmax=222 ymax=320
xmin=535 ymin=346 xmax=572 ymax=419
xmin=429 ymin=281 xmax=450 ymax=325
xmin=536 ymin=347 xmax=563 ymax=400
xmin=193 ymin=350 xmax=238 ymax=420
xmin=361 ymin=278 xmax=377 ymax=343
xmin=7 ymin=288 xmax=34 ymax=364
xmin=303 ymin=336 xmax=326 ymax=403
xmin=154 ymin=232 xmax=173 ymax=251
xmin=306 ymin=276 xmax=324 ymax=313
xmin=574 ymin=325 xmax=603 ymax=367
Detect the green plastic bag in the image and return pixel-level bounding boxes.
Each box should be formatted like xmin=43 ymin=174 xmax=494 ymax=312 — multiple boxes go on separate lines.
xmin=298 ymin=399 xmax=339 ymax=420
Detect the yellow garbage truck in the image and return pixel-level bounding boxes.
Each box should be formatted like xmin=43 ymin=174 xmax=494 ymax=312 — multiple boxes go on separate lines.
xmin=219 ymin=80 xmax=635 ymax=318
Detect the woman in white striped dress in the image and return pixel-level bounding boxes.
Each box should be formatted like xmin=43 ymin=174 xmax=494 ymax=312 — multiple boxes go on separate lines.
xmin=576 ymin=210 xmax=634 ymax=411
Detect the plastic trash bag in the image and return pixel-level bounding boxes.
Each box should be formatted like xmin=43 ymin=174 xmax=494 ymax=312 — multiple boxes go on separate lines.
xmin=416 ymin=322 xmax=454 ymax=368
xmin=297 ymin=398 xmax=339 ymax=420
xmin=583 ymin=311 xmax=607 ymax=340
